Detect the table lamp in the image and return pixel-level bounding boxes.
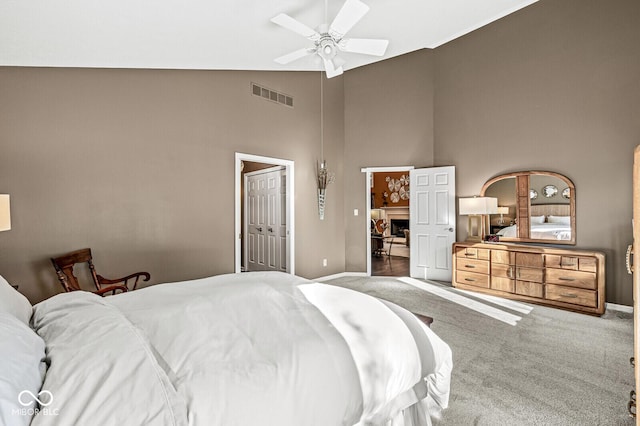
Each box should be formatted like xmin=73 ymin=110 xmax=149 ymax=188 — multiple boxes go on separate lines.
xmin=459 ymin=196 xmax=497 ymax=242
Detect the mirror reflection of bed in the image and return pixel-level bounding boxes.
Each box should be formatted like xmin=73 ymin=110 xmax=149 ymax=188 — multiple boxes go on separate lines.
xmin=482 ymin=171 xmax=575 ymax=245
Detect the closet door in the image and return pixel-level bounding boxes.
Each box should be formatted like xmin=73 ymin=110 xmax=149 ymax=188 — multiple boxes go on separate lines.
xmin=245 ymin=168 xmax=286 ymax=272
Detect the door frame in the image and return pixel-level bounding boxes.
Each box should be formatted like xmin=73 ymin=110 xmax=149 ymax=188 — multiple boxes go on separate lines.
xmin=235 ymin=152 xmax=295 ymax=275
xmin=361 ymin=166 xmax=415 ymax=276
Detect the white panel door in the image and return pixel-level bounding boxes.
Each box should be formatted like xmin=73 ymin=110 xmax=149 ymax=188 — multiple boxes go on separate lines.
xmin=410 ymin=166 xmax=456 ymax=281
xmin=245 ymin=168 xmax=286 ymax=272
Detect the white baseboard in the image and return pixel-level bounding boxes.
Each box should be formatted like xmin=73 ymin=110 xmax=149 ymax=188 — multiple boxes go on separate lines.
xmin=606 ymin=303 xmax=633 ymax=314
xmin=314 ymin=272 xmax=367 ymax=282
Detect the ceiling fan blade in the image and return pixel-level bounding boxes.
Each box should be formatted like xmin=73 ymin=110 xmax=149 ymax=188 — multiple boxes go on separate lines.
xmin=271 ymin=13 xmax=320 ymax=41
xmin=329 ymin=0 xmax=369 ymax=38
xmin=333 ymin=56 xmax=347 ymax=68
xmin=274 ymin=48 xmax=316 ymax=65
xmin=338 ymin=38 xmax=389 ymax=56
xmin=323 ymin=58 xmax=344 ymax=79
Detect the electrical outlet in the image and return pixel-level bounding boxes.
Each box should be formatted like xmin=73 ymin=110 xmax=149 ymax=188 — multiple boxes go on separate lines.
xmin=322 ymin=258 xmax=328 ymax=267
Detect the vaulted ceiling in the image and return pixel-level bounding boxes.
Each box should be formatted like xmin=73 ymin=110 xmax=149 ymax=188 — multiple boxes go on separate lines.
xmin=1 ymin=0 xmax=538 ymax=73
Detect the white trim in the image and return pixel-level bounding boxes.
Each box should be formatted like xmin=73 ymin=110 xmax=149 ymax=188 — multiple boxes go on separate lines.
xmin=606 ymin=303 xmax=633 ymax=314
xmin=361 ymin=166 xmax=414 ymax=276
xmin=235 ymin=152 xmax=295 ymax=275
xmin=314 ymin=272 xmax=368 ymax=282
xmin=361 ymin=166 xmax=415 ymax=173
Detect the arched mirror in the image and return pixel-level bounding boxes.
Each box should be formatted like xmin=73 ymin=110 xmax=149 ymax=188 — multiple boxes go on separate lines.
xmin=480 ymin=171 xmax=575 ymax=245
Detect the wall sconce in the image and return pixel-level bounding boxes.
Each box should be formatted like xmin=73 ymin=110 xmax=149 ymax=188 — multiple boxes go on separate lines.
xmin=459 ymin=196 xmax=497 ymax=242
xmin=317 ymin=160 xmax=334 ymax=220
xmin=0 ymin=195 xmax=10 ymax=232
xmin=496 ymin=206 xmax=509 ymax=225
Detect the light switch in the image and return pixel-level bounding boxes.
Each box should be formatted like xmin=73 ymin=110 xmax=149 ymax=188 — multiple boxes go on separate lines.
xmin=353 ymin=209 xmax=359 ymax=216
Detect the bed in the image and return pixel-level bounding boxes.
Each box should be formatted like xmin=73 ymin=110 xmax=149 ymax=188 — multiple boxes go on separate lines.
xmin=0 ymin=271 xmax=452 ymax=426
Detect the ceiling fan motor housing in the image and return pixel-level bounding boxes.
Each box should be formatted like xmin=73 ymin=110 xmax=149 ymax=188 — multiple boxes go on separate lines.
xmin=317 ymin=35 xmax=338 ymax=60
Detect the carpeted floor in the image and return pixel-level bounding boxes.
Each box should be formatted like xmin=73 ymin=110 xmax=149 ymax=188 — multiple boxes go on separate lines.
xmin=320 ymin=275 xmax=635 ymax=426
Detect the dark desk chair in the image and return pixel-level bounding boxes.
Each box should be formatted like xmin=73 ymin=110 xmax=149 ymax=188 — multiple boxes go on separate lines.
xmin=51 ymin=248 xmax=150 ymax=296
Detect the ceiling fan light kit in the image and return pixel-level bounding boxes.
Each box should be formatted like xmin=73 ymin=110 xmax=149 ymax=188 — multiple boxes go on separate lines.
xmin=271 ymin=0 xmax=389 ymax=78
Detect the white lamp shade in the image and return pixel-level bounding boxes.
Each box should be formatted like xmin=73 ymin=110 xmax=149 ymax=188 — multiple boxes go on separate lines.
xmin=496 ymin=206 xmax=509 ymax=215
xmin=0 ymin=195 xmax=10 ymax=232
xmin=459 ymin=197 xmax=498 ymax=215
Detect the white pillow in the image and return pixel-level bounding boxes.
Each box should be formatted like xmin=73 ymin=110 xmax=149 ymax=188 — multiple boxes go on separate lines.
xmin=0 ymin=275 xmax=32 ymax=325
xmin=0 ymin=313 xmax=47 ymax=426
xmin=530 ymin=215 xmax=546 ymax=224
xmin=548 ymin=215 xmax=571 ymax=225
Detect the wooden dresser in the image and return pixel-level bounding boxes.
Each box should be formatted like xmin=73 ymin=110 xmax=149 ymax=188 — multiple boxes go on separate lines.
xmin=452 ymin=242 xmax=605 ymax=315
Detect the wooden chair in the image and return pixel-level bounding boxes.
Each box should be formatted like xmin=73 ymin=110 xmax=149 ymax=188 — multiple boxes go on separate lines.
xmin=51 ymin=248 xmax=150 ymax=296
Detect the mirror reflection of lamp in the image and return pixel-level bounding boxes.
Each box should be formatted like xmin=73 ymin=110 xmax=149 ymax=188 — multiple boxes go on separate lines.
xmin=496 ymin=206 xmax=509 ymax=226
xmin=0 ymin=195 xmax=10 ymax=232
xmin=458 ymin=196 xmax=498 ymax=242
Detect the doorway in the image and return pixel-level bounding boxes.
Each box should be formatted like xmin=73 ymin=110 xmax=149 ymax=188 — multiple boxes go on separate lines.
xmin=362 ymin=165 xmax=456 ymax=280
xmin=235 ymin=153 xmax=295 ymax=275
xmin=370 ymin=169 xmax=412 ymax=277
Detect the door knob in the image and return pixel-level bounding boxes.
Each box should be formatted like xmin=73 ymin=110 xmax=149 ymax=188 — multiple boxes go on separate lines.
xmin=268 ymin=227 xmax=273 ymax=233
xmin=256 ymin=227 xmax=263 ymax=232
xmin=445 ymin=227 xmax=454 ymax=232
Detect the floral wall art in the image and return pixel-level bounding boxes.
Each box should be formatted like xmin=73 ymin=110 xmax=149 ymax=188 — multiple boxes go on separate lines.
xmin=371 ymin=172 xmax=410 ymax=208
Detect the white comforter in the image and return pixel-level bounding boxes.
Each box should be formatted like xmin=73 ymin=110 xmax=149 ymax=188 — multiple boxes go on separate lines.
xmin=30 ymin=272 xmax=451 ymax=426
xmin=498 ymin=223 xmax=571 ymax=240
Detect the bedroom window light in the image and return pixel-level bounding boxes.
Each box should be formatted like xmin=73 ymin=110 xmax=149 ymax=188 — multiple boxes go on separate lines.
xmin=0 ymin=195 xmax=10 ymax=232
xmin=459 ymin=196 xmax=497 ymax=242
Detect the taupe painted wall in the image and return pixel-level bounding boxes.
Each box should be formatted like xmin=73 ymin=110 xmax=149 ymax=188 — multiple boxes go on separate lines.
xmin=434 ymin=0 xmax=640 ymax=305
xmin=0 ymin=68 xmax=345 ymax=303
xmin=343 ymin=50 xmax=436 ymax=272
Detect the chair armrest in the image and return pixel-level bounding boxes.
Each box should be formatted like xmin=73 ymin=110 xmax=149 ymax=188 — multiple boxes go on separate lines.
xmin=93 ymin=285 xmax=128 ymax=297
xmin=97 ymin=272 xmax=151 ymax=291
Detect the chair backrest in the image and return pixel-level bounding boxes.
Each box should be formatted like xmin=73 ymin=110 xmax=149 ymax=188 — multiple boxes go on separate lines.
xmin=51 ymin=248 xmax=101 ymax=292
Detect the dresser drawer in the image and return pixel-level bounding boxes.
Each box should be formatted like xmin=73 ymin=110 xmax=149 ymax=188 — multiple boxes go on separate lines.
xmin=516 ymin=252 xmax=544 ymax=268
xmin=456 ymin=246 xmax=490 ymax=260
xmin=545 ymin=284 xmax=597 ymax=307
xmin=546 ymin=269 xmax=596 ymax=290
xmin=515 ymin=266 xmax=543 ymax=283
xmin=456 ymin=270 xmax=490 ymax=288
xmin=491 ymin=263 xmax=514 ymax=279
xmin=546 ymin=255 xmax=597 ymax=272
xmin=515 ymin=280 xmax=544 ymax=298
xmin=491 ymin=249 xmax=513 ymax=265
xmin=456 ymin=258 xmax=489 ymax=275
xmin=491 ymin=276 xmax=514 ymax=293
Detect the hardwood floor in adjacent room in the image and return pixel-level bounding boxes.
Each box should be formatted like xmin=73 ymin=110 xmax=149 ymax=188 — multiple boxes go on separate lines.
xmin=371 ymin=255 xmax=409 ymax=277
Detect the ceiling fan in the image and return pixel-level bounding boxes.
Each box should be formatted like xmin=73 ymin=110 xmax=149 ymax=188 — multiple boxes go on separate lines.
xmin=271 ymin=0 xmax=389 ymax=78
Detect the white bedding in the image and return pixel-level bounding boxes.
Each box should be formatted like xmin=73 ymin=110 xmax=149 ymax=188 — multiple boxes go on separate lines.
xmin=497 ymin=222 xmax=571 ymax=240
xmin=29 ymin=272 xmax=451 ymax=426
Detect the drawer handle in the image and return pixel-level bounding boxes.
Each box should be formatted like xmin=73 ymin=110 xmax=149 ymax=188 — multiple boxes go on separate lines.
xmin=628 ymin=399 xmax=636 ymax=418
xmin=560 ymin=293 xmax=578 ymax=298
xmin=562 ymin=262 xmax=576 ymax=267
xmin=558 ymin=277 xmax=575 ymax=282
xmin=464 ymin=278 xmax=476 ymax=282
xmin=465 ymin=253 xmax=475 ymax=257
xmin=627 ymin=244 xmax=634 ymax=275
xmin=465 ymin=264 xmax=476 ymax=268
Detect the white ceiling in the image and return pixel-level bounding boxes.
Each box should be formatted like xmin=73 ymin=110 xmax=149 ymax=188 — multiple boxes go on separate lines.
xmin=0 ymin=0 xmax=538 ymax=73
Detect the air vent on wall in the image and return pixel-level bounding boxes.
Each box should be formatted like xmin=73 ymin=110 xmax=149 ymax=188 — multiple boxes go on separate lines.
xmin=251 ymin=83 xmax=293 ymax=108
